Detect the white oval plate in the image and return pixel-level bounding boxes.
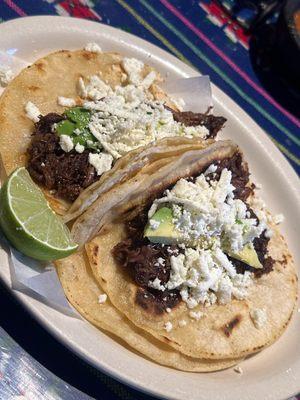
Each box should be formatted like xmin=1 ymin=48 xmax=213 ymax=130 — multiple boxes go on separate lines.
xmin=0 ymin=16 xmax=299 ymax=400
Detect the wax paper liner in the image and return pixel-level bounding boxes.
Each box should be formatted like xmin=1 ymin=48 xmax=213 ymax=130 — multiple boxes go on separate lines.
xmin=0 ymin=51 xmax=29 ymax=95
xmin=0 ymin=52 xmax=213 ymax=317
xmin=0 ymin=229 xmax=80 ymax=318
xmin=161 ymin=75 xmax=213 ymax=113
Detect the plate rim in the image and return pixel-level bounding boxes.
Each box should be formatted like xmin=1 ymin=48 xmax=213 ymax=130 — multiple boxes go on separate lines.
xmin=0 ymin=15 xmax=299 ymax=400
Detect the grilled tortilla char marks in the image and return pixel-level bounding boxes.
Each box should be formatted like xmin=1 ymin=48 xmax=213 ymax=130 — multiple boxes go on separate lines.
xmin=27 ymin=113 xmax=99 ymax=202
xmin=113 ymin=153 xmax=274 ymax=312
xmin=222 ymin=315 xmax=242 ymax=337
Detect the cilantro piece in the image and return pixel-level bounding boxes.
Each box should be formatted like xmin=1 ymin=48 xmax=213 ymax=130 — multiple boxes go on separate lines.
xmin=56 ymin=120 xmax=76 ymax=136
xmin=65 ymin=107 xmax=91 ymax=131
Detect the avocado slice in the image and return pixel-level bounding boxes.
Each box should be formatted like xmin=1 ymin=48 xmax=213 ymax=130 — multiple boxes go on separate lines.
xmin=227 ymin=243 xmax=262 ymax=269
xmin=145 ymin=207 xmax=263 ymax=269
xmin=144 ymin=207 xmax=180 ymax=244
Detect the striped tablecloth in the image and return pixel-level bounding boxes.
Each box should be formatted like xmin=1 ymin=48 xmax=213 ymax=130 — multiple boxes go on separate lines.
xmin=0 ymin=1 xmax=299 ymax=399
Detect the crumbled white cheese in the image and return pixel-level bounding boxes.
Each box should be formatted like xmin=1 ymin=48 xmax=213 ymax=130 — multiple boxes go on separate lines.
xmin=74 ymin=128 xmax=82 ymax=135
xmin=77 ymin=69 xmax=210 ymax=159
xmin=204 ymin=163 xmax=217 ymax=176
xmin=171 ymin=97 xmax=185 ymax=112
xmin=122 ymin=57 xmax=144 ymax=85
xmin=166 ymin=254 xmax=186 ymax=290
xmin=264 ymin=229 xmax=273 ymax=238
xmin=273 ymin=213 xmax=285 ymax=225
xmin=250 ymin=308 xmax=267 ymax=329
xmin=80 ymin=75 xmax=112 ymax=101
xmin=148 ymin=277 xmax=166 ymax=291
xmin=214 ymin=248 xmax=237 ymax=278
xmin=41 ymin=162 xmax=45 ymax=167
xmin=154 ymin=168 xmax=265 ymax=252
xmin=57 ymin=96 xmax=76 ymax=107
xmin=59 ymin=135 xmax=74 ymax=152
xmin=148 ymin=203 xmax=158 ymax=219
xmin=149 ymin=219 xmax=160 ymax=230
xmin=178 ymin=320 xmax=187 ymax=327
xmin=233 ymin=366 xmax=243 ymax=374
xmin=98 ymin=294 xmax=107 ymax=304
xmin=146 ymin=168 xmax=267 ymax=308
xmin=157 ymin=257 xmax=165 ymax=266
xmin=164 ymin=321 xmax=173 ymax=332
xmin=140 ymin=70 xmax=157 ymax=89
xmin=75 ymin=143 xmax=85 ymax=153
xmin=52 ymin=123 xmax=58 ymax=133
xmin=252 ymin=195 xmax=266 ymax=210
xmin=0 ymin=66 xmax=14 ymax=87
xmin=121 ymin=57 xmax=156 ymax=88
xmin=78 ymin=77 xmax=87 ymax=98
xmin=166 ymin=307 xmax=171 ymax=313
xmin=25 ymin=101 xmax=41 ymax=123
xmin=84 ymin=42 xmax=102 ymax=53
xmin=88 ymin=152 xmax=113 ymax=176
xmin=171 ymin=248 xmax=253 ymax=308
xmin=189 ymin=311 xmax=203 ymax=320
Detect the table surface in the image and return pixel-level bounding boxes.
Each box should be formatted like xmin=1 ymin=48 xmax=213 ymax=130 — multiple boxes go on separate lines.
xmin=0 ymin=1 xmax=299 ymax=400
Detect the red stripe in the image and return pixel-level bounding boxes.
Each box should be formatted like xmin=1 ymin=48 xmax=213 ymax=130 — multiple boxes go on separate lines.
xmin=160 ymin=0 xmax=300 ymax=129
xmin=4 ymin=0 xmax=27 ymax=17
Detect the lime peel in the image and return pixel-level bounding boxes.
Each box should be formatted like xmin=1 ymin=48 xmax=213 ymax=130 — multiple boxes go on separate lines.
xmin=0 ymin=167 xmax=78 ymax=260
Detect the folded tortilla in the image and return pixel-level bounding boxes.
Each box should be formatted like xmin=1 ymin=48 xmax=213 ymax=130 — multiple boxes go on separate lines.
xmin=56 ymin=249 xmax=241 ymax=371
xmin=75 ymin=138 xmax=297 ymax=360
xmin=0 ymin=49 xmax=166 ymax=215
xmin=56 ymin=138 xmax=249 ymax=370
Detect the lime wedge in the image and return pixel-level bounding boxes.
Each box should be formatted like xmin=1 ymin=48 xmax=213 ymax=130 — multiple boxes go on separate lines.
xmin=0 ymin=167 xmax=78 ymax=260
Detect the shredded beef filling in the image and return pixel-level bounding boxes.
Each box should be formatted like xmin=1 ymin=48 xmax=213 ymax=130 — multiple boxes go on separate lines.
xmin=27 ymin=109 xmax=226 ymax=202
xmin=135 ymin=288 xmax=181 ymax=315
xmin=27 ymin=113 xmax=99 ymax=202
xmin=204 ymin=152 xmax=254 ymax=202
xmin=169 ymin=109 xmax=226 ymax=139
xmin=112 ymin=238 xmax=181 ymax=314
xmin=113 ymin=154 xmax=274 ymax=311
xmin=230 ymin=235 xmax=274 ymax=278
xmin=113 ymin=238 xmax=180 ymax=286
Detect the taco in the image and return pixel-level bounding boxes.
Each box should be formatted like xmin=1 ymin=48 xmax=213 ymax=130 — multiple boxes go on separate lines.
xmin=72 ymin=138 xmax=297 ymax=361
xmin=0 ymin=48 xmax=226 ymax=216
xmin=56 ymin=249 xmax=242 ymax=372
xmin=56 ymin=138 xmax=248 ymax=371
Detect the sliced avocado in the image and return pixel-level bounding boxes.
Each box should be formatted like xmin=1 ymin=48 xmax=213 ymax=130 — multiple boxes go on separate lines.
xmin=144 ymin=207 xmax=180 ymax=244
xmin=56 ymin=120 xmax=76 ymax=136
xmin=227 ymin=243 xmax=262 ymax=269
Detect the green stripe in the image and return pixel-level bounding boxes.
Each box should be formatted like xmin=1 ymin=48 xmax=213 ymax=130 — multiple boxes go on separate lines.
xmin=139 ymin=0 xmax=300 ymax=151
xmin=115 ymin=0 xmax=192 ymax=66
xmin=272 ymin=139 xmax=300 ymax=166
